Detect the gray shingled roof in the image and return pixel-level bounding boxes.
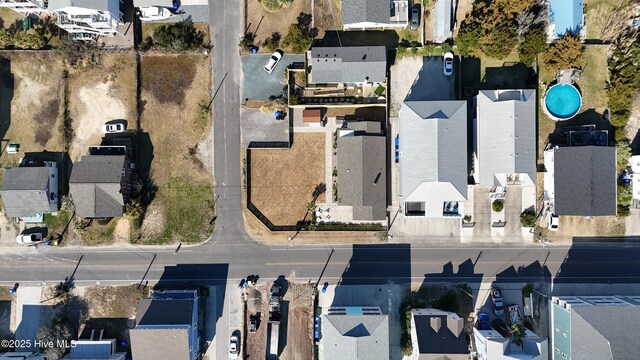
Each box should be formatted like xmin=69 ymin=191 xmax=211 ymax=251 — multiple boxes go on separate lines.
xmin=571 ymin=306 xmax=640 ymax=360
xmin=554 ymin=146 xmax=616 ymax=216
xmin=337 ymin=130 xmax=386 ymax=221
xmin=323 ymin=314 xmax=389 ymax=360
xmin=310 ymin=46 xmax=387 ymax=84
xmin=70 ymin=155 xmax=125 ymax=218
xmin=413 ymin=312 xmax=468 ymax=356
xmin=0 ymin=167 xmax=52 ymax=218
xmin=475 ymin=89 xmax=536 ymax=186
xmin=433 ymin=0 xmax=453 ymax=42
xmin=398 ymin=100 xmax=468 ymax=203
xmin=341 ymin=0 xmax=390 ymax=26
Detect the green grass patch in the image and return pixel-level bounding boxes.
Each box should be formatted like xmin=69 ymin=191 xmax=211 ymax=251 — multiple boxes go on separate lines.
xmin=151 ymin=176 xmax=215 ymax=244
xmin=43 ymin=211 xmax=71 ymax=242
xmin=576 ymin=46 xmax=609 ymax=112
xmin=82 ymin=218 xmax=117 ymax=246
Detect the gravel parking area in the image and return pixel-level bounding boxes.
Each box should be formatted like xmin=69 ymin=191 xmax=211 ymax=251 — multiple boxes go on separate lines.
xmin=240 ymin=109 xmax=290 ymax=148
xmin=241 ymin=55 xmax=304 ymax=101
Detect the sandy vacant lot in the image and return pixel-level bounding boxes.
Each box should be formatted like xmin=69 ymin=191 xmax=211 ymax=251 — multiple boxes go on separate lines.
xmin=250 ymin=133 xmax=325 ymax=226
xmin=0 ymin=52 xmax=65 ymax=160
xmin=139 ymin=54 xmax=214 ymax=243
xmin=314 ymin=0 xmax=342 ymax=32
xmin=67 ymin=52 xmax=137 ymax=160
xmin=246 ymin=0 xmax=312 ymax=49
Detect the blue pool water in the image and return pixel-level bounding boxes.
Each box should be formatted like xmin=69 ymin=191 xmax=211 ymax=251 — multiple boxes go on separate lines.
xmin=545 ymin=84 xmax=581 ymax=120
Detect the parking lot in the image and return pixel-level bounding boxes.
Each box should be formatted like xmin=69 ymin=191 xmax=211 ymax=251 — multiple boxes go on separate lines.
xmin=240 ymin=109 xmax=290 ymax=148
xmin=404 ymin=56 xmax=456 ymax=102
xmin=241 ymin=54 xmax=304 ymax=101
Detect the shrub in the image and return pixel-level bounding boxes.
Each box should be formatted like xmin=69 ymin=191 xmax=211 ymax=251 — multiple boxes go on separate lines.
xmin=13 ymin=30 xmax=45 ymax=49
xmin=463 ymin=215 xmax=472 ymax=222
xmin=615 ymin=127 xmax=628 ymax=141
xmin=399 ymin=300 xmax=413 ymax=355
xmin=153 ymin=22 xmax=205 ymax=51
xmin=520 ymin=209 xmax=536 ymax=227
xmin=541 ymin=33 xmax=585 ymax=73
xmin=618 ymin=204 xmax=631 ymax=217
xmin=240 ymin=32 xmax=255 ymax=51
xmin=492 ymin=200 xmax=504 ymax=213
xmin=618 ymin=182 xmax=632 ymax=206
xmin=259 ymin=0 xmax=293 ymax=12
xmin=432 ymin=290 xmax=459 ymax=314
xmin=0 ymin=29 xmax=11 ymax=48
xmin=616 ymin=141 xmax=632 ymax=172
xmin=262 ymin=33 xmax=280 ymax=52
xmin=282 ymin=23 xmax=312 ymax=53
xmin=518 ymin=27 xmax=547 ymax=65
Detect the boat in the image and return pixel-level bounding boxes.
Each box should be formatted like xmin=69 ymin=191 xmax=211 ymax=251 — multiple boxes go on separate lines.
xmin=138 ymin=6 xmax=173 ymax=21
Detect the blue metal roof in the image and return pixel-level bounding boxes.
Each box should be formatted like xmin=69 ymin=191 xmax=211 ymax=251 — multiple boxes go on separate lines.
xmin=550 ymin=0 xmax=583 ymax=37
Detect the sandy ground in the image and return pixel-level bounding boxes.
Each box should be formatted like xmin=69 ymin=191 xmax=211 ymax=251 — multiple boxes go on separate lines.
xmin=70 ymin=82 xmax=128 ymax=160
xmin=389 ymin=56 xmax=423 ymax=117
xmin=314 ymin=0 xmax=342 ymax=32
xmin=246 ymin=0 xmax=312 ymax=48
xmin=138 ymin=54 xmax=214 ymax=243
xmin=0 ymin=52 xmax=65 ymax=162
xmin=114 ymin=218 xmax=131 ymax=243
xmin=245 ymin=282 xmax=313 ymax=360
xmin=249 ymin=133 xmax=326 ymax=226
xmin=626 ymin=96 xmax=640 ymax=152
xmin=453 ymin=0 xmax=474 ymax=38
xmin=67 ymin=52 xmax=136 ymax=161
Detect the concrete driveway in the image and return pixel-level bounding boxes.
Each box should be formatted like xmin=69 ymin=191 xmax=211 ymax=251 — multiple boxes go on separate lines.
xmin=240 ymin=109 xmax=290 ymax=148
xmin=241 ymin=54 xmax=304 ymax=101
xmin=404 ymin=56 xmax=455 ymax=102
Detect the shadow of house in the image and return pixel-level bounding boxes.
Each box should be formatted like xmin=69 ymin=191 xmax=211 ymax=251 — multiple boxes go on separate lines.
xmin=0 ymin=57 xmax=13 ymax=152
xmin=155 ymin=264 xmax=229 ymax=357
xmin=554 ymin=245 xmax=640 ymax=284
xmin=481 ymin=63 xmax=532 ymax=90
xmin=0 ymin=301 xmax=10 ymax=340
xmin=326 ymin=244 xmax=410 ymax=360
xmin=314 ymin=31 xmax=399 ymax=48
xmin=130 ymin=289 xmax=200 ymax=360
xmin=134 ymin=131 xmax=157 ymax=211
xmin=79 ymin=318 xmax=132 ymax=354
xmin=495 ymin=260 xmax=552 ymax=285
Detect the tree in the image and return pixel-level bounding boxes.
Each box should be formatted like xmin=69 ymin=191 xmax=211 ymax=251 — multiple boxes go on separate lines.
xmin=38 ymin=316 xmax=72 ymax=359
xmin=481 ymin=21 xmax=519 ymax=59
xmin=518 ymin=27 xmax=547 ymax=65
xmin=541 ymin=34 xmax=585 ymax=73
xmin=520 ymin=209 xmax=536 ymax=227
xmin=0 ymin=29 xmax=12 ymax=48
xmin=262 ymin=32 xmax=280 ymax=52
xmin=454 ymin=20 xmax=481 ymax=56
xmin=153 ymin=22 xmax=205 ymax=52
xmin=616 ymin=140 xmax=632 ymax=172
xmin=510 ymin=323 xmax=526 ymax=346
xmin=492 ymin=200 xmax=504 ymax=213
xmin=282 ymin=23 xmax=312 ymax=53
xmin=13 ymin=30 xmax=45 ymax=49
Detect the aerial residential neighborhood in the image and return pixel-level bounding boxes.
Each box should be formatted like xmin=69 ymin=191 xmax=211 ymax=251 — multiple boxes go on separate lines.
xmin=0 ymin=0 xmax=639 ymax=359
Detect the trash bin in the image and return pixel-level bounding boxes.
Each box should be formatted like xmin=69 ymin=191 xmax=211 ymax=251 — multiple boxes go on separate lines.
xmin=22 ymin=17 xmax=31 ymax=30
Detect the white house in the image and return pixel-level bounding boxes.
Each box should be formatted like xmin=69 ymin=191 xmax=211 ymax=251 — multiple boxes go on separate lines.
xmin=474 ymin=327 xmax=548 ymax=360
xmin=0 ymin=0 xmax=123 ymax=39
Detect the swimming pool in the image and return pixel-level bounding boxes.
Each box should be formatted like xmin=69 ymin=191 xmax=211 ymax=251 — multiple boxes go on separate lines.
xmin=544 ymin=84 xmax=582 ymax=120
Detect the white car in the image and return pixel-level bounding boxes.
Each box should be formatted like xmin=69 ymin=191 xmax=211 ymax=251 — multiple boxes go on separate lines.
xmin=102 ymin=121 xmax=127 ymax=134
xmin=264 ymin=51 xmax=283 ymax=74
xmin=138 ymin=6 xmax=173 ymax=22
xmin=491 ymin=287 xmax=504 ymax=316
xmin=16 ymin=233 xmax=44 ymax=245
xmin=548 ymin=213 xmax=559 ymax=231
xmin=443 ymin=52 xmax=454 ymax=76
xmin=229 ymin=335 xmax=239 ymax=359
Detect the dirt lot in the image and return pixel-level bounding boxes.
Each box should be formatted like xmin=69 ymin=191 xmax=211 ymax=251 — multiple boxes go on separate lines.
xmin=246 ymin=0 xmax=312 ymax=50
xmin=138 ymin=54 xmax=214 ymax=244
xmin=249 ymin=133 xmax=325 ymax=226
xmin=245 ymin=282 xmax=313 ymax=360
xmin=314 ymin=0 xmax=342 ymax=32
xmin=0 ymin=52 xmax=65 ymax=163
xmin=453 ymin=0 xmax=474 ymax=38
xmin=67 ymin=52 xmax=137 ymax=161
xmin=539 ymin=215 xmax=625 ymax=241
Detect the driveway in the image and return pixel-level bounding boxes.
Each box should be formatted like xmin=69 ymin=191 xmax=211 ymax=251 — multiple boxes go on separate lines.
xmin=404 ymin=56 xmax=455 ymax=102
xmin=240 ymin=109 xmax=290 ymax=148
xmin=241 ymin=54 xmax=304 ymax=101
